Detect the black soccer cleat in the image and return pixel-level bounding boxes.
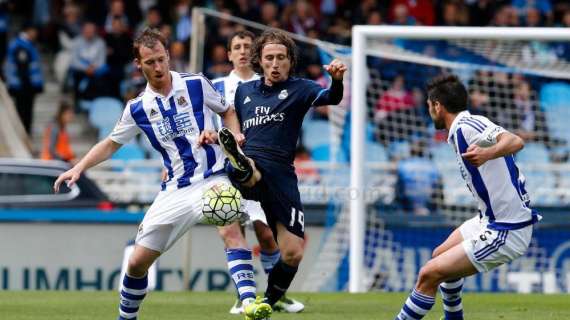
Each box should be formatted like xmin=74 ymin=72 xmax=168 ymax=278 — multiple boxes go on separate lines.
xmin=218 ymin=127 xmax=253 ymax=183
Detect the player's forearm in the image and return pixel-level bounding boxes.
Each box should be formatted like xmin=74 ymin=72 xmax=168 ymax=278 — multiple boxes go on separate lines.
xmin=487 ymin=132 xmax=524 ymax=159
xmin=328 ymin=79 xmax=344 ymax=104
xmin=220 ymin=106 xmax=242 ymax=135
xmin=73 ymin=138 xmax=122 ymax=172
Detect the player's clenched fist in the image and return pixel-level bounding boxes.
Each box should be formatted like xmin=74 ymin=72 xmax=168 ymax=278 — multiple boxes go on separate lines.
xmin=324 ymin=58 xmax=348 ymax=81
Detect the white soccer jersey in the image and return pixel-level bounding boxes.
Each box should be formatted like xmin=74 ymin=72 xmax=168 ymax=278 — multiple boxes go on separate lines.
xmin=110 ymin=71 xmax=228 ymax=191
xmin=447 ymin=111 xmax=538 ymax=230
xmin=212 ymin=70 xmax=260 ymax=107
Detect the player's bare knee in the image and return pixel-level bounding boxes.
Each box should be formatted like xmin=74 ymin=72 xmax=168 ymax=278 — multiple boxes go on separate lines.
xmin=417 ymin=262 xmax=444 ymax=289
xmin=127 ymin=257 xmax=149 ymax=278
xmin=280 ymin=245 xmax=304 ymax=266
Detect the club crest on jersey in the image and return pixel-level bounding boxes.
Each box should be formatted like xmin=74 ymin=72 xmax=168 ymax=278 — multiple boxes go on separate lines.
xmin=177 ymin=95 xmax=188 ymax=107
xmin=278 ymin=89 xmax=288 ymax=100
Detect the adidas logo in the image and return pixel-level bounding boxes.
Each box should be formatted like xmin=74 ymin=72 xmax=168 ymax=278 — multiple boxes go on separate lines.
xmin=149 ymin=109 xmax=158 ymax=117
xmin=244 ymin=96 xmax=251 ymax=104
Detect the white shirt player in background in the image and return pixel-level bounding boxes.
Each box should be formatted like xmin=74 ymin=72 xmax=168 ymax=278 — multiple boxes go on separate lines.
xmin=211 ymin=30 xmax=304 ymax=314
xmin=53 ymin=28 xmax=271 ymax=320
xmin=394 ymin=74 xmax=540 ymax=320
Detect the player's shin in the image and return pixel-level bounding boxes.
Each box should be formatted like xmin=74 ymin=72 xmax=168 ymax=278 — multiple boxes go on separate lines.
xmin=264 ymin=259 xmax=298 ymax=306
xmin=118 ymin=273 xmax=148 ymax=320
xmin=394 ymin=288 xmax=435 ymax=320
xmin=226 ymin=248 xmax=257 ymax=302
xmin=260 ymin=250 xmax=281 ymax=274
xmin=440 ymin=278 xmax=464 ymax=320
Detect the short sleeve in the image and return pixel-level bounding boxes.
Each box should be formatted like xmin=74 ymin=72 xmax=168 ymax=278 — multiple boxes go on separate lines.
xmin=109 ymin=103 xmax=140 ymax=144
xmin=470 ymin=117 xmax=506 ymax=147
xmin=202 ymin=76 xmax=228 ymax=114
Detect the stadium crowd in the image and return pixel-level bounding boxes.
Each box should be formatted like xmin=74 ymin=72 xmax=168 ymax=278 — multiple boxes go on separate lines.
xmin=2 ymin=0 xmax=570 ymax=211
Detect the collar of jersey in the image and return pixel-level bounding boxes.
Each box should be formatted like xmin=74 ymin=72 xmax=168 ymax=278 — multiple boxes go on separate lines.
xmin=144 ymin=71 xmax=186 ymax=99
xmin=229 ymin=70 xmax=259 ymax=83
xmin=447 ymin=110 xmax=471 ymax=143
xmin=258 ymin=76 xmax=294 ymax=92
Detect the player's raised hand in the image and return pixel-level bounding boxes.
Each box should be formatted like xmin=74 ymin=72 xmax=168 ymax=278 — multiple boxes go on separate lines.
xmin=462 ymin=144 xmax=492 ymax=167
xmin=53 ymin=167 xmax=82 ymax=193
xmin=324 ymin=59 xmax=348 ymax=81
xmin=197 ymin=130 xmax=218 ymax=146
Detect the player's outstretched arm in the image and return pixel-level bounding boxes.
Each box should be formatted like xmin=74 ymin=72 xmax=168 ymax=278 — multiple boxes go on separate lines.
xmin=324 ymin=58 xmax=348 ymax=81
xmin=462 ymin=131 xmax=524 ymax=167
xmin=53 ymin=138 xmax=122 ymax=193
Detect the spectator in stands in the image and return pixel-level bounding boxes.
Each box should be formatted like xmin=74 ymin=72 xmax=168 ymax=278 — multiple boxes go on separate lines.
xmin=390 ymin=0 xmax=435 ymax=26
xmin=70 ymin=21 xmax=108 ymax=102
xmin=105 ymin=17 xmax=132 ymax=98
xmin=511 ymin=79 xmax=549 ymax=143
xmin=367 ymin=10 xmax=385 ymax=25
xmin=120 ymin=64 xmax=146 ymax=101
xmin=104 ymin=0 xmax=130 ymax=33
xmin=294 ymin=145 xmax=320 ymax=185
xmin=439 ymin=0 xmax=469 ymax=26
xmin=525 ymin=7 xmax=544 ymax=26
xmin=54 ymin=3 xmax=83 ymax=87
xmin=492 ymin=5 xmax=520 ymax=26
xmin=169 ymin=41 xmax=189 ymax=72
xmin=396 ymin=140 xmax=442 ymax=216
xmin=468 ymin=0 xmax=500 ymax=26
xmin=284 ymin=0 xmax=319 ymax=36
xmin=205 ymin=43 xmax=232 ymax=79
xmin=260 ymin=1 xmax=281 ymax=28
xmin=41 ymin=101 xmax=76 ymax=163
xmin=325 ymin=15 xmax=351 ymax=45
xmin=234 ymin=0 xmax=259 ymax=22
xmin=391 ymin=4 xmax=417 ymax=25
xmin=512 ymin=0 xmax=553 ymax=25
xmin=374 ymin=74 xmax=426 ymax=145
xmin=4 ymin=23 xmax=44 ymax=135
xmin=174 ymin=0 xmax=192 ymax=43
xmin=136 ymin=5 xmax=162 ymax=35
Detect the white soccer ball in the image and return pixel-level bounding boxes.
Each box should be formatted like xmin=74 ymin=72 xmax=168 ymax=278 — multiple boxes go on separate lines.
xmin=202 ymin=182 xmax=245 ymax=226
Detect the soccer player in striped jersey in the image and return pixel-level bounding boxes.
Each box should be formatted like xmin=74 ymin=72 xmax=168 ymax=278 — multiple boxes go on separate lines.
xmin=212 ymin=30 xmax=304 ymax=315
xmin=53 ymin=28 xmax=270 ymax=320
xmin=394 ymin=75 xmax=540 ymax=320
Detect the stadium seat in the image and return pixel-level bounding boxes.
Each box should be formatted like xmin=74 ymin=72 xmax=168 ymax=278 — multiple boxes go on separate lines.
xmin=516 ymin=143 xmax=550 ymax=164
xmin=430 ymin=142 xmax=456 ymax=164
xmin=540 ymin=82 xmax=570 ymax=110
xmin=303 ymin=120 xmax=331 ymax=149
xmin=89 ymin=97 xmax=124 ymax=132
xmin=365 ymin=142 xmax=388 ymax=162
xmin=387 ymin=140 xmax=411 ymax=160
xmin=311 ymin=143 xmax=346 ymax=162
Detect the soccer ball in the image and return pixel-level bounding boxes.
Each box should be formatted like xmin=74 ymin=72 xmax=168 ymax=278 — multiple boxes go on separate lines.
xmin=202 ymin=182 xmax=245 ymax=226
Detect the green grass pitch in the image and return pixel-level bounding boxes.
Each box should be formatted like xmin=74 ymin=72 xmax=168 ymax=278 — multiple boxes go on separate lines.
xmin=0 ymin=291 xmax=568 ymax=319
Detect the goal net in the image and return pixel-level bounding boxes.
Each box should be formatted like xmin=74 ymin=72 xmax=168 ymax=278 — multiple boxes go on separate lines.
xmin=305 ymin=26 xmax=570 ymax=294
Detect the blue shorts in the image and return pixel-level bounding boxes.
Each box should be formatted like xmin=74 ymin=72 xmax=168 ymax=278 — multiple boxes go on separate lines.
xmin=224 ymin=158 xmax=305 ymax=239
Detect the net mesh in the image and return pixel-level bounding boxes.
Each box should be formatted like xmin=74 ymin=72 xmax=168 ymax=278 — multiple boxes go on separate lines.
xmin=303 ymin=36 xmax=570 ymax=293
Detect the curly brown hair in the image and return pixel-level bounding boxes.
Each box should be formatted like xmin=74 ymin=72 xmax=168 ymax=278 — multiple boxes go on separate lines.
xmin=132 ymin=28 xmax=168 ymax=60
xmin=250 ymin=29 xmax=297 ymax=76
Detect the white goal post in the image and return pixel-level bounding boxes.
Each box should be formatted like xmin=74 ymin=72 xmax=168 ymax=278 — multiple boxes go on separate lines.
xmin=350 ymin=26 xmax=570 ymax=293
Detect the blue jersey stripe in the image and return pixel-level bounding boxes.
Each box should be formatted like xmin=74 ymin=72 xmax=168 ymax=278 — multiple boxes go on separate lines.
xmin=166 ymin=96 xmax=197 ymax=188
xmin=458 ymin=121 xmax=483 ymax=133
xmin=464 ymin=118 xmax=486 ymax=131
xmin=504 ymin=155 xmax=525 ymax=203
xmin=186 ymin=79 xmax=217 ymax=178
xmin=130 ymin=100 xmax=172 ymax=190
xmin=467 ymin=117 xmax=487 ymax=129
xmin=456 ymin=128 xmax=495 ymax=221
xmin=213 ymin=80 xmax=225 ymax=97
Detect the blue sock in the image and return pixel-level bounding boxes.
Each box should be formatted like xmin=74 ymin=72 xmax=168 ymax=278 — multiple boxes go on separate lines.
xmin=118 ymin=273 xmax=148 ymax=320
xmin=226 ymin=248 xmax=256 ymax=301
xmin=440 ymin=278 xmax=464 ymax=320
xmin=394 ymin=288 xmax=435 ymax=320
xmin=260 ymin=250 xmax=281 ymax=274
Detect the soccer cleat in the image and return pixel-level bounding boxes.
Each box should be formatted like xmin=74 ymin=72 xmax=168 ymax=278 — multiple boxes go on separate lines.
xmin=229 ymin=299 xmax=244 ymax=314
xmin=218 ymin=127 xmax=253 ymax=183
xmin=272 ymin=295 xmax=305 ymax=313
xmin=244 ymin=297 xmax=272 ymax=320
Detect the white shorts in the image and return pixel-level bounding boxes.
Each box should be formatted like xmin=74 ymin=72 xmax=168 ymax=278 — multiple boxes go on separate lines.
xmin=245 ymin=200 xmax=267 ymax=225
xmin=136 ymin=175 xmax=231 ymax=253
xmin=460 ymin=216 xmax=533 ymax=272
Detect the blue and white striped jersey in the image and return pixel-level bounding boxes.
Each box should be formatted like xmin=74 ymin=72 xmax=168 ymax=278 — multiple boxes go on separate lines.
xmin=212 ymin=70 xmax=260 ymax=107
xmin=447 ymin=111 xmax=538 ymax=230
xmin=110 ymin=71 xmax=228 ymax=191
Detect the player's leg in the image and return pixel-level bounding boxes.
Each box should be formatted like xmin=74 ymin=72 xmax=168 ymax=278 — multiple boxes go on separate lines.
xmin=252 ymin=220 xmax=304 ymax=313
xmin=118 ymin=244 xmax=161 ymax=320
xmin=217 ymin=222 xmax=257 ymax=314
xmin=394 ymin=243 xmax=477 ymax=320
xmin=218 ymin=127 xmax=261 ymax=187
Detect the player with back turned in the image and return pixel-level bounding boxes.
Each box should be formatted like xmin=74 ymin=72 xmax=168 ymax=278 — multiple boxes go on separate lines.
xmin=393 ymin=74 xmax=540 ymax=320
xmin=216 ymin=29 xmax=347 ymax=315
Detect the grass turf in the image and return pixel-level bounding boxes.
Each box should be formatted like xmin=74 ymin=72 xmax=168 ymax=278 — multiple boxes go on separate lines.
xmin=0 ymin=291 xmax=568 ymax=319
